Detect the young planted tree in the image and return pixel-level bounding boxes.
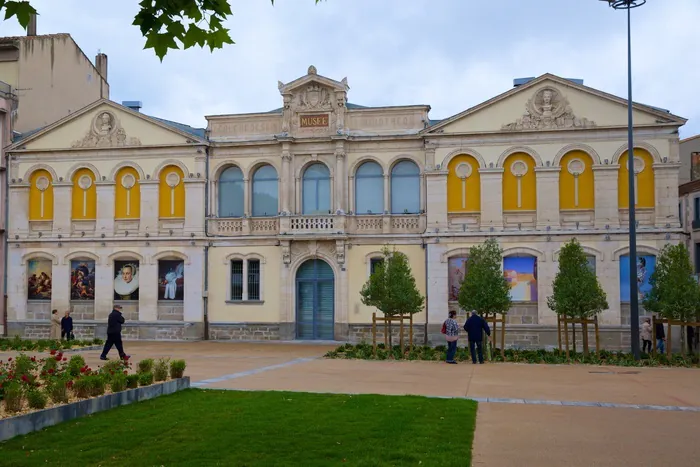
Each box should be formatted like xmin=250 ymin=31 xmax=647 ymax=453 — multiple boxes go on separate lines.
xmin=360 ymin=246 xmax=425 ymax=347
xmin=547 ymin=239 xmax=608 ymax=356
xmin=643 ymin=244 xmax=700 ymax=354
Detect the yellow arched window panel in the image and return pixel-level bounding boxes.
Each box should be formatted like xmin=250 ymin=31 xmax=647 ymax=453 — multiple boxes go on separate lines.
xmin=29 ymin=169 xmax=54 ymax=221
xmin=71 ymin=168 xmax=97 ymax=220
xmin=159 ymin=165 xmax=186 ymax=218
xmin=560 ymin=151 xmax=595 ymax=210
xmin=503 ymin=153 xmax=537 ymax=211
xmin=618 ymin=149 xmax=654 ymax=209
xmin=115 ymin=167 xmax=141 ymax=219
xmin=447 ymin=155 xmax=481 ymax=213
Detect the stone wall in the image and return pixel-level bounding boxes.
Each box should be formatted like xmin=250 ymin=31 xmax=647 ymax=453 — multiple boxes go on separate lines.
xmin=209 ymin=324 xmax=281 ymax=341
xmin=157 ymin=301 xmax=184 ymax=321
xmin=114 ymin=301 xmax=139 ymax=321
xmin=26 ymin=301 xmax=51 ymax=320
xmin=346 ymin=324 xmax=426 ymax=345
xmin=507 ymin=303 xmax=539 ymax=324
xmin=7 ymin=322 xmax=203 ymax=341
xmin=619 ymin=302 xmax=654 ymax=326
xmin=69 ymin=301 xmax=95 ymax=320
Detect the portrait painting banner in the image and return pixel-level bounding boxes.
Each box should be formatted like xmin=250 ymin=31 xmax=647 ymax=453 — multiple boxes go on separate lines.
xmin=114 ymin=260 xmax=139 ymax=300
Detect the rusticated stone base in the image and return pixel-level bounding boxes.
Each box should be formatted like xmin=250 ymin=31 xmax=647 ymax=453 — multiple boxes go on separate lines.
xmin=113 ymin=301 xmax=138 ymax=321
xmin=69 ymin=301 xmax=95 ymax=320
xmin=7 ymin=321 xmax=203 ymax=341
xmin=157 ymin=301 xmax=184 ymax=321
xmin=447 ymin=302 xmax=538 ymax=324
xmin=26 ymin=301 xmax=51 ymax=320
xmin=209 ymin=323 xmax=283 ymax=341
xmin=346 ymin=324 xmax=426 ymax=345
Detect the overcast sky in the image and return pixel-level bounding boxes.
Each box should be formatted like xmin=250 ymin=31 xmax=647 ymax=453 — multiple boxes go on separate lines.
xmin=2 ymin=0 xmax=698 ymax=137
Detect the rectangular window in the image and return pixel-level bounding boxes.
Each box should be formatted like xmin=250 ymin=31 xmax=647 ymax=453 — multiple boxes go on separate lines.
xmin=679 ymin=202 xmax=683 ymax=227
xmin=370 ymin=258 xmax=384 ymax=276
xmin=695 ymin=243 xmax=700 ymax=274
xmin=247 ymin=259 xmax=261 ymax=301
xmin=695 ymin=197 xmax=700 ymax=221
xmin=231 ymin=260 xmax=243 ymax=301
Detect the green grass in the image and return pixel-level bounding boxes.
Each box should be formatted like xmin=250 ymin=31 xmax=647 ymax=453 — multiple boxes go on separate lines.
xmin=0 ymin=389 xmax=477 ymax=466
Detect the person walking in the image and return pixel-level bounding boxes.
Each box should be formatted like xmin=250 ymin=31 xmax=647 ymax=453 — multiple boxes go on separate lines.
xmin=442 ymin=310 xmax=460 ymax=364
xmin=61 ymin=310 xmax=74 ymax=341
xmin=49 ymin=309 xmax=61 ymax=340
xmin=100 ymin=304 xmax=130 ymax=361
xmin=464 ymin=310 xmax=491 ymax=364
xmin=641 ymin=318 xmax=652 ymax=354
xmin=654 ymin=315 xmax=666 ymax=354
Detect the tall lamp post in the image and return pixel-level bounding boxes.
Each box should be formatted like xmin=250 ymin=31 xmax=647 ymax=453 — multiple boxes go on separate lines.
xmin=600 ymin=0 xmax=646 ymax=360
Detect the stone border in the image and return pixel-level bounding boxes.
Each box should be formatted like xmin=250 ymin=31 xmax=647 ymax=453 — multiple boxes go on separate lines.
xmin=0 ymin=377 xmax=190 ymax=442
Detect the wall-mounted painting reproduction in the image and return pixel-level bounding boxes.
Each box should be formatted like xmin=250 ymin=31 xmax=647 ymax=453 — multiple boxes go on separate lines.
xmin=503 ymin=256 xmax=538 ymax=302
xmin=620 ymin=255 xmax=656 ymax=302
xmin=448 ymin=257 xmax=468 ymax=301
xmin=114 ymin=261 xmax=139 ymax=300
xmin=27 ymin=259 xmax=52 ymax=300
xmin=70 ymin=260 xmax=95 ymax=300
xmin=158 ymin=260 xmax=184 ymax=301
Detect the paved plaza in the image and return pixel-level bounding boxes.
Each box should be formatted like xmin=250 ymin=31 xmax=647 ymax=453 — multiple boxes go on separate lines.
xmin=3 ymin=341 xmax=699 ymax=466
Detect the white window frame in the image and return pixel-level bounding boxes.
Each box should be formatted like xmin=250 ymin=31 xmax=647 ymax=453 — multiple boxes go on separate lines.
xmin=225 ymin=253 xmax=265 ymax=303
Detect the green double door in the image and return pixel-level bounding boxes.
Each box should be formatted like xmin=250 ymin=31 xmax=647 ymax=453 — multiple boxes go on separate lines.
xmin=296 ymin=259 xmax=335 ymax=340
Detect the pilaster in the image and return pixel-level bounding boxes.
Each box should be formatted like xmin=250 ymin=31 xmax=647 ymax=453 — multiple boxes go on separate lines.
xmin=593 ymin=165 xmax=620 ymax=228
xmin=52 ymin=183 xmax=72 ymax=236
xmin=94 ymin=257 xmax=113 ymax=321
xmin=535 ymin=166 xmax=561 ymax=229
xmin=653 ymin=163 xmax=681 ymax=227
xmin=95 ymin=182 xmax=115 ymax=235
xmin=185 ymin=179 xmax=206 ymax=234
xmin=140 ymin=180 xmax=159 ymax=235
xmin=335 ymin=145 xmax=346 ymax=213
xmin=184 ymin=252 xmax=204 ymax=322
xmin=479 ymin=168 xmax=504 ymax=230
xmin=425 ymin=170 xmax=448 ymax=230
xmin=138 ymin=261 xmax=158 ymax=321
xmin=51 ymin=262 xmax=71 ymax=313
xmin=9 ymin=185 xmax=29 ymax=233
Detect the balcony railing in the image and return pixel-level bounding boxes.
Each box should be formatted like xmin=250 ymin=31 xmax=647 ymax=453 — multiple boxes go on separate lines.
xmin=208 ymin=217 xmax=279 ymax=236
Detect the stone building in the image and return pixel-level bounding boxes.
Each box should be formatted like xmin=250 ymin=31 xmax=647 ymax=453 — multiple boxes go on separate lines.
xmin=5 ymin=66 xmax=687 ymax=349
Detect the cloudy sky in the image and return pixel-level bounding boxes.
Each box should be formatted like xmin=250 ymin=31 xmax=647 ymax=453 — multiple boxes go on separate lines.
xmin=2 ymin=0 xmax=699 ymax=137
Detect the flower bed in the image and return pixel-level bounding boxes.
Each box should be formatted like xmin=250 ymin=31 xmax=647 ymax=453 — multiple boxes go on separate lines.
xmin=325 ymin=343 xmax=700 ymax=368
xmin=0 ymin=351 xmax=187 ymax=420
xmin=0 ymin=336 xmax=103 ymax=353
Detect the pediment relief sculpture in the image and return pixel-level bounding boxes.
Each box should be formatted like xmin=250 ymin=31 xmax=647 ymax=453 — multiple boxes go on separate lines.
xmin=72 ymin=111 xmax=142 ymax=148
xmin=501 ymin=87 xmax=596 ymax=131
xmin=297 ymin=83 xmax=332 ymax=111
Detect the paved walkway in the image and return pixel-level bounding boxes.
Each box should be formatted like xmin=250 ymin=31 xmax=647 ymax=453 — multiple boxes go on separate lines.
xmin=5 ymin=341 xmax=700 ymax=466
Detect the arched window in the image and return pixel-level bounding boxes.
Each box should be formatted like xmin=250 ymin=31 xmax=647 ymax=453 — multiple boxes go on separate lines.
xmin=560 ymin=151 xmax=594 ymax=210
xmin=447 ymin=155 xmax=481 ymax=213
xmin=390 ymin=160 xmax=420 ymax=214
xmin=355 ymin=161 xmax=383 ymax=214
xmin=115 ymin=167 xmax=141 ymax=219
xmin=29 ymin=169 xmax=54 ymax=221
xmin=618 ymin=149 xmax=655 ymax=209
xmin=218 ymin=166 xmax=244 ymax=217
xmin=158 ymin=165 xmax=186 ymax=218
xmin=252 ymin=165 xmax=278 ymax=217
xmin=71 ymin=168 xmax=97 ymax=220
xmin=302 ymin=163 xmax=331 ymax=215
xmin=503 ymin=153 xmax=537 ymax=211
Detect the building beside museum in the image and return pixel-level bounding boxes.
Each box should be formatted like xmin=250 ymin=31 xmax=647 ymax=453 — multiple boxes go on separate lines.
xmin=4 ymin=65 xmax=687 ymax=349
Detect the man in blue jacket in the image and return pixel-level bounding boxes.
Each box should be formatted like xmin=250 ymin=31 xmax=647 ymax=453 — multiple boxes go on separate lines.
xmin=464 ymin=310 xmax=491 ymax=364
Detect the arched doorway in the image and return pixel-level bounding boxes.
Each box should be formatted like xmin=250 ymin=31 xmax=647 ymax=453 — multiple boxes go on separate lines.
xmin=296 ymin=259 xmax=335 ymax=340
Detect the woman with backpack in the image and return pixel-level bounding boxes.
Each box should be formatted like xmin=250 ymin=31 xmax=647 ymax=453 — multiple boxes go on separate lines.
xmin=441 ymin=310 xmax=460 ymax=364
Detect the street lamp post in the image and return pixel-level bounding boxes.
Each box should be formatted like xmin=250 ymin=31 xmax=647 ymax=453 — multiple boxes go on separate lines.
xmin=600 ymin=0 xmax=646 ymax=360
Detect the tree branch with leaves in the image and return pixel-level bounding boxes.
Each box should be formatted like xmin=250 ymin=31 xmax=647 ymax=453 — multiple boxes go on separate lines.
xmin=457 ymin=238 xmax=512 ymax=317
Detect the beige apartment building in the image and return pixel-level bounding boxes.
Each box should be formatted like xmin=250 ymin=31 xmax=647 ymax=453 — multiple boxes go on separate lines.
xmin=679 ymin=134 xmax=700 ymax=273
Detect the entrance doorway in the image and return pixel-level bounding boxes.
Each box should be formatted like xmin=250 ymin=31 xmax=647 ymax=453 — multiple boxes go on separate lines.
xmin=295 ymin=259 xmax=335 ymax=340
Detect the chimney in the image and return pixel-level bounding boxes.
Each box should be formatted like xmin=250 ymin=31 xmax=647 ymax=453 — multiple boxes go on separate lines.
xmin=95 ymin=53 xmax=108 ymax=82
xmin=122 ymin=101 xmax=142 ymax=112
xmin=27 ymin=14 xmax=37 ymax=36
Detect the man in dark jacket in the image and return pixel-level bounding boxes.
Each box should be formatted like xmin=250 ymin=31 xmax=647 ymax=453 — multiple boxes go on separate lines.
xmin=100 ymin=305 xmax=130 ymax=360
xmin=464 ymin=310 xmax=491 ymax=364
xmin=60 ymin=310 xmax=73 ymax=341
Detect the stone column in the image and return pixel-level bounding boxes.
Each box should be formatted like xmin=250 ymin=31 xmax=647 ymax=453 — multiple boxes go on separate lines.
xmin=335 ymin=148 xmax=346 ymax=213
xmin=138 ymin=261 xmax=158 ymax=321
xmin=51 ymin=261 xmax=71 ymax=314
xmin=383 ymin=175 xmax=390 ymax=214
xmin=243 ymin=177 xmax=251 ymax=216
xmin=593 ymin=165 xmax=620 ymax=228
xmin=52 ymin=183 xmax=72 ymax=236
xmin=8 ymin=248 xmax=27 ymax=320
xmin=94 ymin=258 xmax=113 ymax=321
xmin=184 ymin=179 xmax=206 ymax=234
xmin=183 ymin=250 xmax=204 ymax=322
xmin=479 ymin=168 xmax=504 ymax=230
xmin=9 ymin=185 xmax=29 ymax=234
xmin=653 ymin=163 xmax=681 ymax=227
xmin=425 ymin=170 xmax=448 ymax=230
xmin=139 ymin=181 xmax=159 ymax=235
xmin=281 ymin=150 xmax=292 ymax=214
xmin=295 ymin=176 xmax=302 ymax=215
xmin=420 ymin=173 xmax=427 ymax=213
xmin=424 ymin=141 xmax=437 ymax=171
xmin=348 ymin=176 xmax=355 ymax=213
xmin=95 ymin=182 xmax=115 ymax=235
xmin=535 ymin=167 xmax=561 ymax=229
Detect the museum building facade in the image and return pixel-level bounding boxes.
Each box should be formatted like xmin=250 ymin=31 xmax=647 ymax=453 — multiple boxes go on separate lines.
xmin=5 ymin=66 xmax=687 ymax=348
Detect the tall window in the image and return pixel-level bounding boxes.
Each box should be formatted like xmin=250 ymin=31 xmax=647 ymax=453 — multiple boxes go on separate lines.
xmin=369 ymin=257 xmax=384 ymax=276
xmin=559 ymin=151 xmax=594 ymax=210
xmin=219 ymin=166 xmax=244 ymax=217
xmin=115 ymin=166 xmax=141 ymax=219
xmin=302 ymin=163 xmax=331 ymax=215
xmin=230 ymin=258 xmax=262 ymax=301
xmin=355 ymin=161 xmax=384 ymax=214
xmin=618 ymin=149 xmax=655 ymax=209
xmin=29 ymin=169 xmax=54 ymax=221
xmin=503 ymin=153 xmax=537 ymax=211
xmin=447 ymin=155 xmax=481 ymax=213
xmin=390 ymin=160 xmax=420 ymax=214
xmin=252 ymin=165 xmax=278 ymax=217
xmin=71 ymin=168 xmax=97 ymax=220
xmin=694 ymin=197 xmax=700 ymax=221
xmin=158 ymin=165 xmax=186 ymax=218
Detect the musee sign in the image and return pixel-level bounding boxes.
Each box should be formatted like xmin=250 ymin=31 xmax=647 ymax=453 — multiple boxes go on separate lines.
xmin=300 ymin=114 xmax=329 ymax=128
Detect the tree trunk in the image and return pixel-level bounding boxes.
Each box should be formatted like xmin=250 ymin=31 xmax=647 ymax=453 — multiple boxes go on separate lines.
xmin=582 ymin=321 xmax=589 ymax=357
xmin=572 ymin=321 xmax=577 ymax=354
xmin=388 ymin=318 xmax=393 ymax=349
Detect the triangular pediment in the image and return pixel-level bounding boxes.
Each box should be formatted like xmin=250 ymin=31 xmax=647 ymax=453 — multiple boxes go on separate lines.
xmin=424 ymin=74 xmax=686 ymax=135
xmin=10 ymin=100 xmax=206 ymax=151
xmin=278 ymin=65 xmax=349 ymax=95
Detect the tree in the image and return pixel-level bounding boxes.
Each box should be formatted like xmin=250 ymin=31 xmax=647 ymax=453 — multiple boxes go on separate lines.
xmin=1 ymin=0 xmax=324 ymax=61
xmin=457 ymin=238 xmax=511 ymax=317
xmin=360 ymin=246 xmax=425 ymax=347
xmin=643 ymin=244 xmax=700 ymax=353
xmin=547 ymin=238 xmax=608 ymax=355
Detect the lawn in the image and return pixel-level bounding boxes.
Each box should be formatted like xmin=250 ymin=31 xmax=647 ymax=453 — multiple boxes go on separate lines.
xmin=0 ymin=389 xmax=477 ymax=466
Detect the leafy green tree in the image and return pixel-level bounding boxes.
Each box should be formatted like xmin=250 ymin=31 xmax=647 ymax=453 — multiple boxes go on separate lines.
xmin=457 ymin=238 xmax=511 ymax=317
xmin=1 ymin=0 xmax=324 ymax=60
xmin=547 ymin=238 xmax=608 ymax=355
xmin=360 ymin=246 xmax=425 ymax=347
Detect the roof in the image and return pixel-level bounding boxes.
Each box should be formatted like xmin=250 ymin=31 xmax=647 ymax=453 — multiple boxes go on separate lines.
xmin=148 ymin=116 xmax=207 ymax=139
xmin=679 ymin=179 xmax=700 ymax=196
xmin=681 ymin=134 xmax=700 ymax=144
xmin=0 ymin=33 xmax=71 ymax=44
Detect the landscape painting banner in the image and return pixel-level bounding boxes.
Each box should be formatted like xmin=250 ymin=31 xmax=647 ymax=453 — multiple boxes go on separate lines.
xmin=619 ymin=255 xmax=656 ymax=302
xmin=158 ymin=260 xmax=184 ymax=301
xmin=70 ymin=260 xmax=95 ymax=300
xmin=27 ymin=259 xmax=52 ymax=300
xmin=448 ymin=257 xmax=468 ymax=301
xmin=503 ymin=256 xmax=538 ymax=302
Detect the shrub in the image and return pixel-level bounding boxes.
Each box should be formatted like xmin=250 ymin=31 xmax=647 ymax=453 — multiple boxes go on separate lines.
xmin=46 ymin=377 xmax=70 ymax=404
xmin=138 ymin=371 xmax=154 ymax=387
xmin=154 ymin=358 xmax=170 ymax=382
xmin=110 ymin=373 xmax=127 ymax=393
xmin=13 ymin=354 xmax=37 ymax=385
xmin=169 ymin=360 xmax=187 ymax=379
xmin=26 ymin=389 xmax=48 ymax=410
xmin=2 ymin=382 xmax=23 ymax=413
xmin=100 ymin=360 xmax=127 ymax=380
xmin=73 ymin=376 xmax=94 ymax=399
xmin=126 ymin=374 xmax=139 ymax=389
xmin=90 ymin=375 xmax=106 ymax=397
xmin=41 ymin=356 xmax=59 ymax=377
xmin=137 ymin=358 xmax=154 ymax=374
xmin=67 ymin=355 xmax=86 ymax=377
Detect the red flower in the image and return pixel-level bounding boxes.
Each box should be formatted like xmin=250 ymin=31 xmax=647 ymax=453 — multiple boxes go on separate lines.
xmin=21 ymin=375 xmax=28 ymax=382
xmin=30 ymin=356 xmax=36 ymax=362
xmin=66 ymin=380 xmax=73 ymax=388
xmin=50 ymin=350 xmax=56 ymax=356
xmin=7 ymin=357 xmax=12 ymax=362
xmin=48 ymin=368 xmax=55 ymax=374
xmin=62 ymin=358 xmax=68 ymax=362
xmin=123 ymin=371 xmax=128 ymax=375
xmin=80 ymin=367 xmax=87 ymax=373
